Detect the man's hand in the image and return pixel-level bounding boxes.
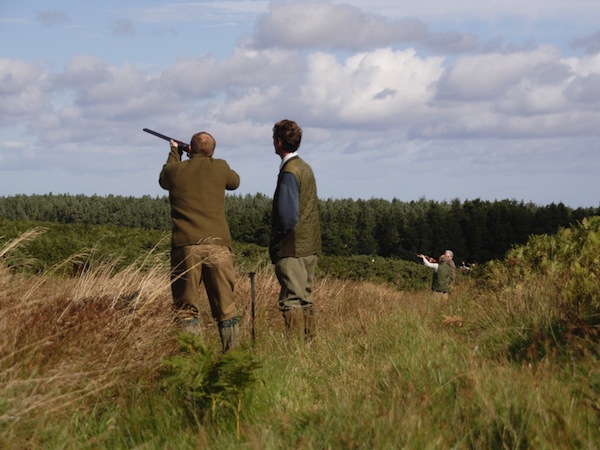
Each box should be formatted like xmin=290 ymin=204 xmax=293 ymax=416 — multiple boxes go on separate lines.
xmin=170 ymin=139 xmax=183 ymax=157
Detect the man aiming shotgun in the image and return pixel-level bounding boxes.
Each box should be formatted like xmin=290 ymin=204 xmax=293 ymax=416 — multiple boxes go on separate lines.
xmin=417 ymin=250 xmax=456 ymax=299
xmin=154 ymin=128 xmax=241 ymax=352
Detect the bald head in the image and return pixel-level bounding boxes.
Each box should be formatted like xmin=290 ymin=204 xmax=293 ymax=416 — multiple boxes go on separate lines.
xmin=190 ymin=132 xmax=216 ymax=156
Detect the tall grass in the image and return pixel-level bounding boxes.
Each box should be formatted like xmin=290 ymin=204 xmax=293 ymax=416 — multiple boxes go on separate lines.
xmin=0 ymin=221 xmax=598 ymax=449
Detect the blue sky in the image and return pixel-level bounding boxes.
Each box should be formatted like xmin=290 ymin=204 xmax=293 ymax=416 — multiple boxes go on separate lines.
xmin=1 ymin=0 xmax=599 ymax=208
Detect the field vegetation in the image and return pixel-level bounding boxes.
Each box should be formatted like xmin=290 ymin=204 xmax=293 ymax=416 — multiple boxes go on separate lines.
xmin=0 ymin=217 xmax=598 ymax=448
xmin=2 ymin=193 xmax=598 ymax=263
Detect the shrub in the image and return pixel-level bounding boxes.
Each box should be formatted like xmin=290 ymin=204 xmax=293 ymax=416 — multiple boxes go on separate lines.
xmin=475 ymin=216 xmax=600 ymax=360
xmin=160 ymin=333 xmax=261 ymax=438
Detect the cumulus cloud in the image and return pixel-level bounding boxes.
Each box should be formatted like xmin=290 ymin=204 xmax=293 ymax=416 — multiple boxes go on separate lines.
xmin=565 ymin=73 xmax=600 ymax=103
xmin=0 ymin=59 xmax=52 ymax=123
xmin=253 ymin=2 xmax=428 ymax=50
xmin=159 ymin=48 xmax=303 ymax=98
xmin=409 ymin=46 xmax=600 ymax=139
xmin=251 ymin=2 xmax=481 ymax=54
xmin=299 ymin=48 xmax=444 ymax=126
xmin=436 ymin=47 xmax=566 ymax=102
xmin=4 ymin=40 xmax=600 ymax=163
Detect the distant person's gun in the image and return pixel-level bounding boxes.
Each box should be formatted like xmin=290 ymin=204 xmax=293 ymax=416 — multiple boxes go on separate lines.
xmin=143 ymin=128 xmax=189 ymax=152
xmin=416 ymin=253 xmax=437 ymax=263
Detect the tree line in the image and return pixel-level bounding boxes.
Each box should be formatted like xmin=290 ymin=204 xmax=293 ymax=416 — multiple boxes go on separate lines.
xmin=0 ymin=193 xmax=597 ymax=263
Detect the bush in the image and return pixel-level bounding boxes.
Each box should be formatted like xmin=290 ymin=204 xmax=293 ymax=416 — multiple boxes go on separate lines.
xmin=475 ymin=216 xmax=600 ymax=360
xmin=161 ymin=333 xmax=261 ymax=437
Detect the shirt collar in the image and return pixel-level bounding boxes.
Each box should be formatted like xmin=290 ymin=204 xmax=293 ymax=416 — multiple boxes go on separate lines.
xmin=279 ymin=151 xmax=298 ymax=170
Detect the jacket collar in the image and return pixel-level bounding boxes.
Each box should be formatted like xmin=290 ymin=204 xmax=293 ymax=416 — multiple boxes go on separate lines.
xmin=279 ymin=152 xmax=299 ymax=170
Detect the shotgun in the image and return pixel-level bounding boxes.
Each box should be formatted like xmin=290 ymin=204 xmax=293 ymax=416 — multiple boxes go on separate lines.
xmin=143 ymin=128 xmax=189 ymax=152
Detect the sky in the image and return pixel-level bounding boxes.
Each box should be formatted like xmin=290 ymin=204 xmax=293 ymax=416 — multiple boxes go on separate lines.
xmin=1 ymin=1 xmax=599 ymax=208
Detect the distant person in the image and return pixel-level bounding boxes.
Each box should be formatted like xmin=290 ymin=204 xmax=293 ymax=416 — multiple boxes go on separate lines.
xmin=159 ymin=131 xmax=241 ymax=352
xmin=269 ymin=119 xmax=322 ymax=341
xmin=417 ymin=249 xmax=455 ymax=299
xmin=444 ymin=249 xmax=456 ymax=284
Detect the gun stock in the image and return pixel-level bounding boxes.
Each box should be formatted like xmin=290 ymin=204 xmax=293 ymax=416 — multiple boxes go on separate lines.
xmin=143 ymin=128 xmax=189 ymax=151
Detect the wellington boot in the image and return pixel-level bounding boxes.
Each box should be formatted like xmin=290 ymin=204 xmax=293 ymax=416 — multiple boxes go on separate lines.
xmin=218 ymin=317 xmax=240 ymax=353
xmin=283 ymin=309 xmax=304 ymax=341
xmin=177 ymin=317 xmax=202 ymax=337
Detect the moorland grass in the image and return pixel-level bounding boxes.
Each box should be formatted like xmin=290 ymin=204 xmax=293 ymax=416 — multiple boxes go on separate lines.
xmin=0 ymin=222 xmax=598 ymax=449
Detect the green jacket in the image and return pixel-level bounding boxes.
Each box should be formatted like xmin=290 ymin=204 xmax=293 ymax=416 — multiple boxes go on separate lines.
xmin=159 ymin=147 xmax=240 ymax=248
xmin=432 ymin=261 xmax=452 ymax=293
xmin=270 ymin=156 xmax=321 ymax=262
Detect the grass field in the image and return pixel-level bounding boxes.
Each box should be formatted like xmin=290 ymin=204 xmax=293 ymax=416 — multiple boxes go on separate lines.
xmin=0 ymin=221 xmax=598 ymax=449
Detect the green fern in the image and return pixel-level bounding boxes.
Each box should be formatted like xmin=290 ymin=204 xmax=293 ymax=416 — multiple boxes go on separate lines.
xmin=161 ymin=332 xmax=261 ymax=436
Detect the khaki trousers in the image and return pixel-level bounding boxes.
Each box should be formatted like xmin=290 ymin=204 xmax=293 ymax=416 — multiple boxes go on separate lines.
xmin=275 ymin=254 xmax=318 ymax=311
xmin=170 ymin=244 xmax=237 ymax=323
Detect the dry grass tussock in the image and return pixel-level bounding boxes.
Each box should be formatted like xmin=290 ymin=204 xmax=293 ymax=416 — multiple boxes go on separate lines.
xmin=0 ymin=232 xmax=178 ymax=426
xmin=0 ymin=231 xmax=409 ymax=429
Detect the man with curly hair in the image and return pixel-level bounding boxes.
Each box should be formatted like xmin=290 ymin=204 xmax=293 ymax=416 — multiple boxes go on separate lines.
xmin=269 ymin=120 xmax=322 ymax=342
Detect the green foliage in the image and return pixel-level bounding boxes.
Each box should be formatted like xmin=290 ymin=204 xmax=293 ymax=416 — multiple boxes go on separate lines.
xmin=0 ymin=219 xmax=433 ymax=288
xmin=475 ymin=216 xmax=600 ymax=361
xmin=231 ymin=241 xmax=271 ymax=274
xmin=487 ymin=216 xmax=600 ymax=316
xmin=0 ymin=218 xmax=169 ymax=273
xmin=0 ymin=193 xmax=171 ymax=229
xmin=161 ymin=333 xmax=261 ymax=434
xmin=226 ymin=193 xmax=272 ymax=246
xmin=2 ymin=193 xmax=598 ymax=263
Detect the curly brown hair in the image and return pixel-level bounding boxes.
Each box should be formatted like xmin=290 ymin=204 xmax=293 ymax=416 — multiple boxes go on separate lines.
xmin=273 ymin=120 xmax=302 ymax=152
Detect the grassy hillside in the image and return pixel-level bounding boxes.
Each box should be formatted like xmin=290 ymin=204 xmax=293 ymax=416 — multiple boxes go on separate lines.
xmin=0 ymin=218 xmax=598 ymax=448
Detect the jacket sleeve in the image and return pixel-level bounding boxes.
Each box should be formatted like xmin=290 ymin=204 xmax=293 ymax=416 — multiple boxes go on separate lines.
xmin=421 ymin=256 xmax=439 ymax=272
xmin=273 ymin=172 xmax=299 ymax=241
xmin=226 ymin=167 xmax=241 ymax=191
xmin=159 ymin=145 xmax=182 ymax=190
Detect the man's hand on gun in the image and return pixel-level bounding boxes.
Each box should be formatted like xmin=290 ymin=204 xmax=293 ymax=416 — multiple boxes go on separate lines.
xmin=417 ymin=253 xmax=437 ymax=263
xmin=170 ymin=139 xmax=184 ymax=157
xmin=143 ymin=128 xmax=190 ymax=154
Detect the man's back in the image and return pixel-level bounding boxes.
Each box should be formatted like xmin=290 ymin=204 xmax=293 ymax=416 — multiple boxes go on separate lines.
xmin=160 ymin=154 xmax=240 ymax=248
xmin=432 ymin=261 xmax=452 ymax=293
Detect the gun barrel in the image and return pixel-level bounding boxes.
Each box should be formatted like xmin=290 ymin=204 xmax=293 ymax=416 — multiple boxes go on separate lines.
xmin=143 ymin=128 xmax=189 ymax=150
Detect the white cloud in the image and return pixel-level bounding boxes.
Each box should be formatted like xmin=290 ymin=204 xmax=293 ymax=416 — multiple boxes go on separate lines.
xmin=300 ymin=48 xmax=444 ymax=125
xmin=0 ymin=59 xmax=52 ymax=123
xmin=159 ymin=47 xmax=302 ymax=97
xmin=437 ymin=46 xmax=564 ymax=101
xmin=253 ymin=2 xmax=429 ymax=50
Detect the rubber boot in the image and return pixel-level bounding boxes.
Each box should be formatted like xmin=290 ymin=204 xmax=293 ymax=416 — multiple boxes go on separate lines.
xmin=282 ymin=309 xmax=304 ymax=341
xmin=218 ymin=317 xmax=240 ymax=353
xmin=303 ymin=307 xmax=315 ymax=342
